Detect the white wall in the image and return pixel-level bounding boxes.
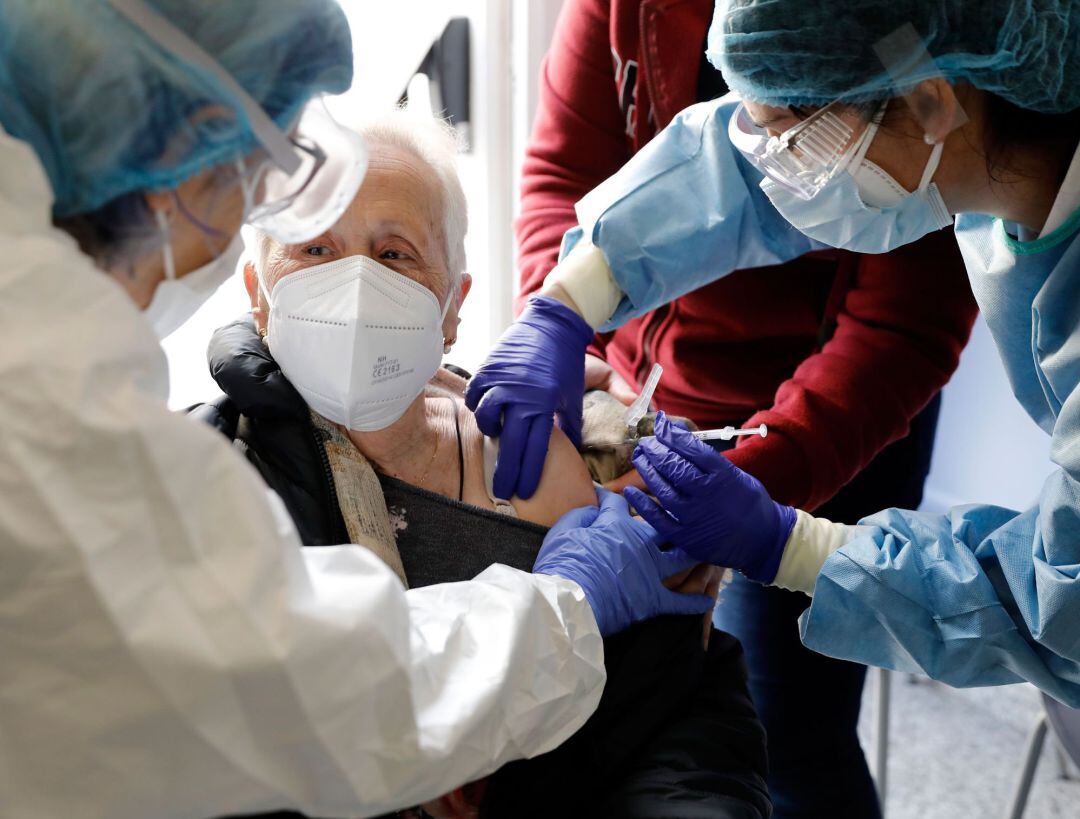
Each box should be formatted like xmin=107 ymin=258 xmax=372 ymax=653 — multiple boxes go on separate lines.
xmin=920 ymin=314 xmax=1054 ymax=514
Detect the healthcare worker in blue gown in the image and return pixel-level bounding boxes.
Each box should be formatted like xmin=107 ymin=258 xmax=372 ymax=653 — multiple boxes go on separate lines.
xmin=0 ymin=2 xmax=715 ymax=817
xmin=466 ymin=0 xmax=1080 ymax=707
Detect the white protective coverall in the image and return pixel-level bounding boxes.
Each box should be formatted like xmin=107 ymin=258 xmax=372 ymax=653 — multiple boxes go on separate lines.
xmin=0 ymin=129 xmax=605 ymax=818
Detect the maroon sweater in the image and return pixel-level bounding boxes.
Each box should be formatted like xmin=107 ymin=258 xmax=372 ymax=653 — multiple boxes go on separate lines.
xmin=515 ymin=0 xmax=978 ymax=511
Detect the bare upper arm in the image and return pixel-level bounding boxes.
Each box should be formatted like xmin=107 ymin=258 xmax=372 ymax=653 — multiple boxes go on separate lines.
xmin=510 ymin=426 xmax=598 ymax=528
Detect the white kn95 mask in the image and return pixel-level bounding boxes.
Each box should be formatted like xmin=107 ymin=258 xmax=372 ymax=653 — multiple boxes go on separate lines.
xmin=262 ymin=254 xmax=450 ymax=431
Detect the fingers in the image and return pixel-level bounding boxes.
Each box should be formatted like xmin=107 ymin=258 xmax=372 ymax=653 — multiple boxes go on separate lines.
xmin=556 ymin=394 xmax=584 ymax=448
xmin=545 ymin=502 xmax=601 ymax=540
xmin=608 ymin=372 xmax=639 ymax=407
xmin=630 ymin=447 xmax=684 ymax=509
xmin=491 ymin=404 xmax=528 ymax=500
xmin=634 ymin=437 xmax=708 ymax=492
xmin=705 ymin=566 xmax=723 ymax=601
xmin=583 ymin=354 xmax=615 ymax=392
xmin=653 ymin=411 xmax=727 ymax=471
xmin=463 ymin=371 xmax=489 ymax=413
xmin=597 ymin=487 xmax=667 ymax=539
xmin=470 ymin=384 xmax=508 ymax=436
xmin=584 ymin=355 xmax=640 ymax=407
xmin=621 ymin=485 xmax=653 ymax=516
xmin=623 ymin=486 xmax=676 ymax=538
xmin=602 ymin=468 xmax=647 ymax=494
xmin=662 ymin=566 xmax=695 ymax=591
xmin=516 ymin=413 xmax=553 ymax=500
xmin=669 ymin=563 xmax=714 ymax=595
xmin=655 ymin=544 xmax=703 ymax=578
xmin=492 ymin=401 xmax=533 ymax=497
xmin=594 ymin=486 xmax=631 ymax=522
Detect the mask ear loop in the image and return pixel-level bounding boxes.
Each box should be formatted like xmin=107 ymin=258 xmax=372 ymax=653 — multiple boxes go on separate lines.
xmin=155 ymin=209 xmax=176 ymax=281
xmin=845 ymin=101 xmax=888 ymax=174
xmin=439 ymin=276 xmax=458 ymax=321
xmin=917 ymin=141 xmax=945 ymax=193
xmin=440 ymin=272 xmax=461 ymax=353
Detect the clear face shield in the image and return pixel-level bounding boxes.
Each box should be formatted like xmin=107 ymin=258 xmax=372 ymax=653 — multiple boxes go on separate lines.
xmin=108 ymin=0 xmax=367 ymax=246
xmin=240 ymin=102 xmax=368 ymax=244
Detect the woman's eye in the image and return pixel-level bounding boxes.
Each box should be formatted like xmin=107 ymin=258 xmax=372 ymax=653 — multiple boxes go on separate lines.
xmin=380 ymin=249 xmax=407 ymax=261
xmin=303 ymin=244 xmax=333 ymax=257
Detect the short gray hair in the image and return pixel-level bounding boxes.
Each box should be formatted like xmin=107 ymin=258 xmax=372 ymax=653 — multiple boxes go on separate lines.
xmin=351 ymin=109 xmax=468 ymax=285
xmin=247 ymin=109 xmax=468 ymax=296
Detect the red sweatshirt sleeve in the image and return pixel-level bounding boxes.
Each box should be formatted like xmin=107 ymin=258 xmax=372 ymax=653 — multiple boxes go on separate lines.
xmin=725 ymin=227 xmax=978 ymax=512
xmin=514 ymin=0 xmax=631 ymax=333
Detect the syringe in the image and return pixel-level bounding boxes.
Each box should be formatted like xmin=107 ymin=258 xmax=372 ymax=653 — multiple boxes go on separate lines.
xmin=691 ymin=423 xmax=768 ymax=442
xmin=583 ymin=423 xmax=767 ymax=450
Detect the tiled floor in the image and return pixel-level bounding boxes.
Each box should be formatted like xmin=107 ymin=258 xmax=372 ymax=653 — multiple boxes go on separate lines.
xmin=857 ymin=672 xmax=1080 ymax=819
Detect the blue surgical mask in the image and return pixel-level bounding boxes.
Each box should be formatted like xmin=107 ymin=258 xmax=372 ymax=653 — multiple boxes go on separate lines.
xmin=761 ymin=126 xmax=953 ymax=254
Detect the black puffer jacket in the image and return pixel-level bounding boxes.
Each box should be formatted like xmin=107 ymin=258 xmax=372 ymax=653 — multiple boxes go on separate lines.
xmin=194 ymin=316 xmax=772 ymax=819
xmin=192 ymin=316 xmax=348 ymax=545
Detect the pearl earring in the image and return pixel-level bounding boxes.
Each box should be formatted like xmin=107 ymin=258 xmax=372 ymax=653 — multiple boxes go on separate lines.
xmin=443 ymin=338 xmax=455 ymax=354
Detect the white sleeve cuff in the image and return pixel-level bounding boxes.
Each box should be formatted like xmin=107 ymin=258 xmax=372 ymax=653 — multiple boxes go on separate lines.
xmin=542 ymin=241 xmax=622 ymax=330
xmin=772 ymin=509 xmax=861 ymax=596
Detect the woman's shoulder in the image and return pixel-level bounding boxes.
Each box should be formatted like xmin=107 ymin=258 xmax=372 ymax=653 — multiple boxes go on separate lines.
xmin=431 ymin=365 xmax=469 ymax=396
xmin=515 ymin=426 xmax=599 ymax=527
xmin=432 ymin=367 xmax=598 ymax=526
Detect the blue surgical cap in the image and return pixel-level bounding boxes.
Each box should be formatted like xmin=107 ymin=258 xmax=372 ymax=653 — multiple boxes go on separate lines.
xmin=708 ymin=0 xmax=1080 ymax=114
xmin=0 ymin=0 xmax=353 ymax=217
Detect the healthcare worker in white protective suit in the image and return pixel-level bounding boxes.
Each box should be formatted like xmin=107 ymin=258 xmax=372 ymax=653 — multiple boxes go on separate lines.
xmin=0 ymin=2 xmax=714 ymax=817
xmin=466 ymin=0 xmax=1080 ymax=707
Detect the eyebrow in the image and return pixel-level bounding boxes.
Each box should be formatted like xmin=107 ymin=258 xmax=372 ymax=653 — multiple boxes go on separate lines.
xmin=376 ymin=218 xmax=419 ymax=235
xmin=751 ymin=112 xmax=789 ymax=129
xmin=289 ymin=228 xmax=336 ymax=249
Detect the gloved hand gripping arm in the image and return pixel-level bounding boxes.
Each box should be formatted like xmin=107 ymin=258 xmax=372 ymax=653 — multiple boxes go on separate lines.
xmin=534 ymin=488 xmax=715 ymax=636
xmin=466 ymin=291 xmax=596 ymax=500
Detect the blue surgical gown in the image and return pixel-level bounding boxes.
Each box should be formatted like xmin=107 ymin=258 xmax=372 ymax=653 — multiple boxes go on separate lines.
xmin=575 ymin=95 xmax=1080 ymax=706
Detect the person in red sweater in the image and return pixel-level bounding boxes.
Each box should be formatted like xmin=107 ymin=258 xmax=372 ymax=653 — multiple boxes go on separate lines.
xmin=515 ymin=1 xmax=978 ymax=816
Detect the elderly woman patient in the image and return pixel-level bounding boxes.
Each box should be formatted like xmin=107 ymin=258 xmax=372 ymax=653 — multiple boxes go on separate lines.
xmin=195 ymin=112 xmax=767 ymax=818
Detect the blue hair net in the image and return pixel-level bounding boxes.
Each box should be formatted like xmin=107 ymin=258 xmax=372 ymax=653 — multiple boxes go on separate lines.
xmin=708 ymin=0 xmax=1080 ymax=114
xmin=0 ymin=0 xmax=353 ymax=217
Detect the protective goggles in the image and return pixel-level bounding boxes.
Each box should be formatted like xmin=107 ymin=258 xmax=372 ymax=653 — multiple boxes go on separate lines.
xmin=240 ymin=102 xmax=368 ymax=244
xmin=108 ymin=0 xmax=367 ymax=244
xmin=728 ymin=101 xmax=883 ymax=200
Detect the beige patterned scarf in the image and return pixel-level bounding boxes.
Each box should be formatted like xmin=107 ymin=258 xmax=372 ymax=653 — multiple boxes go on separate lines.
xmin=309 ymin=410 xmax=408 ymax=586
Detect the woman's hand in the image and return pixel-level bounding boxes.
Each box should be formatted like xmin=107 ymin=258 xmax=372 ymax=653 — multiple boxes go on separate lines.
xmin=584 ymin=353 xmax=639 ymax=406
xmin=602 ymin=468 xmax=647 ymax=494
xmin=663 ymin=563 xmax=723 ymax=649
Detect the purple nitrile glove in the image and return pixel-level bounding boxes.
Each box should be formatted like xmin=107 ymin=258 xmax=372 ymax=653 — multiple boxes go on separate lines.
xmin=623 ymin=412 xmax=797 ymax=583
xmin=534 ymin=488 xmax=714 ymax=637
xmin=465 ymin=295 xmax=593 ymax=500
